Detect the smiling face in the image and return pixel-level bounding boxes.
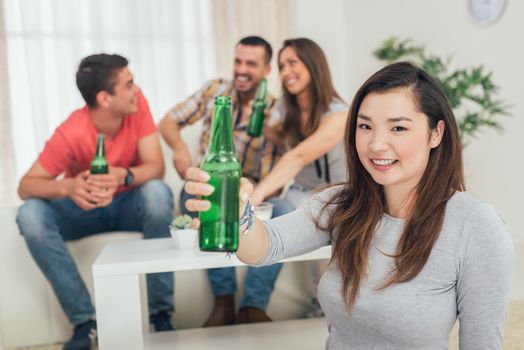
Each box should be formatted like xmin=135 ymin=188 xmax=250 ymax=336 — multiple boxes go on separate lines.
xmin=355 ymin=88 xmax=444 ymax=199
xmin=278 ymin=46 xmax=312 ymax=98
xmin=232 ymin=44 xmax=270 ymax=96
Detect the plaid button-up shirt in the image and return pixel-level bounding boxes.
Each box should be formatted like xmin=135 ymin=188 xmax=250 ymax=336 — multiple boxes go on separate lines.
xmin=166 ymin=79 xmax=281 ymax=183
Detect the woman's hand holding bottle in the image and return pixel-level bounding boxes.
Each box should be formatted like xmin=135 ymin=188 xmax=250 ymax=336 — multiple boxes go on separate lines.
xmin=184 ymin=167 xmax=253 ymax=229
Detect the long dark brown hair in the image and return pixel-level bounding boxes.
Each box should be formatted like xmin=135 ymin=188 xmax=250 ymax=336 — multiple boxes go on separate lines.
xmin=278 ymin=38 xmax=342 ymax=146
xmin=318 ymin=62 xmax=465 ymax=311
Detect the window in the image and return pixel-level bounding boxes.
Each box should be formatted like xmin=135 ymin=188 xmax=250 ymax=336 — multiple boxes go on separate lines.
xmin=4 ymin=0 xmax=216 ymax=179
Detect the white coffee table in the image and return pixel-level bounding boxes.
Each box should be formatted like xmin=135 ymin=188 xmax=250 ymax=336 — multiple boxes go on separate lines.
xmin=92 ymin=238 xmax=331 ymax=350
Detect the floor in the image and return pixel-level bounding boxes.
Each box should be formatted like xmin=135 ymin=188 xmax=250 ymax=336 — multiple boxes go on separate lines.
xmin=13 ymin=300 xmax=524 ymax=350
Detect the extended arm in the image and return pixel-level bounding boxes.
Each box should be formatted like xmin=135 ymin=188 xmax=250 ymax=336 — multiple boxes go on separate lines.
xmin=183 ymin=167 xmax=333 ymax=265
xmin=251 ymin=111 xmax=347 ymax=204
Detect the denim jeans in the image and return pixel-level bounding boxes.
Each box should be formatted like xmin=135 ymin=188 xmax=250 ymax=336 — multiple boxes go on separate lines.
xmin=180 ymin=189 xmax=295 ymax=310
xmin=16 ymin=179 xmax=174 ymax=326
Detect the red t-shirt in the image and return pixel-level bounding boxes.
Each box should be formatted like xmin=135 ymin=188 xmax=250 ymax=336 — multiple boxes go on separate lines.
xmin=39 ymin=90 xmax=156 ymax=185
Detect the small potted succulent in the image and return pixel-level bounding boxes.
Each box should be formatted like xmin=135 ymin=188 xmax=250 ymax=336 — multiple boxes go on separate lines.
xmin=169 ymin=214 xmax=198 ymax=250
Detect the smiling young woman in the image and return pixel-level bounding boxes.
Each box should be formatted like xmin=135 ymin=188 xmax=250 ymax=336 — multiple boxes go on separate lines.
xmin=249 ymin=38 xmax=349 ymax=317
xmin=184 ymin=62 xmax=514 ymax=349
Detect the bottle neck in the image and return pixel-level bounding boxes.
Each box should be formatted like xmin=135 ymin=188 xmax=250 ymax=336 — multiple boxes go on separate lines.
xmin=95 ymin=136 xmax=106 ymax=158
xmin=208 ymin=104 xmax=235 ymax=154
xmin=255 ymin=79 xmax=267 ymax=102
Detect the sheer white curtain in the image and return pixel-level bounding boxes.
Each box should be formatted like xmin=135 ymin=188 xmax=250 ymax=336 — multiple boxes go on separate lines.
xmin=3 ymin=0 xmax=216 ymax=183
xmin=0 ymin=0 xmax=16 ymax=206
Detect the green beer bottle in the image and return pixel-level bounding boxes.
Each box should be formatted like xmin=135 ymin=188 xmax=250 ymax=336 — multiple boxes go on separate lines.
xmin=199 ymin=96 xmax=241 ymax=252
xmin=90 ymin=134 xmax=108 ymax=174
xmin=246 ymin=78 xmax=267 ymax=137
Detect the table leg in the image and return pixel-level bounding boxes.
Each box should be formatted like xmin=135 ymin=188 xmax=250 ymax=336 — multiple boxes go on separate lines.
xmin=94 ymin=274 xmax=144 ymax=350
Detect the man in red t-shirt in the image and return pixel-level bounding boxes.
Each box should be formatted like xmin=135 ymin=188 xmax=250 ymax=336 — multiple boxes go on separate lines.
xmin=16 ymin=54 xmax=174 ymax=349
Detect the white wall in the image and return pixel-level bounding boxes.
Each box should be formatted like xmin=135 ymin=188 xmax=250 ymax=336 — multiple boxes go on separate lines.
xmin=296 ymin=0 xmax=524 ymax=243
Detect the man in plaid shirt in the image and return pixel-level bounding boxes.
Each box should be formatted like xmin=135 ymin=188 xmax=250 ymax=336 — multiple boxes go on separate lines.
xmin=159 ymin=36 xmax=293 ymax=327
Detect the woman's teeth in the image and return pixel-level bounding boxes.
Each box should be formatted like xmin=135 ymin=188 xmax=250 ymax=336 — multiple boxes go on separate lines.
xmin=372 ymin=159 xmax=395 ymax=166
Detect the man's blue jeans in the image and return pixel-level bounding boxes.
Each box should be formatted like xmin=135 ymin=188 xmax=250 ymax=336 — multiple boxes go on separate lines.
xmin=16 ymin=180 xmax=174 ymax=326
xmin=180 ymin=189 xmax=295 ymax=310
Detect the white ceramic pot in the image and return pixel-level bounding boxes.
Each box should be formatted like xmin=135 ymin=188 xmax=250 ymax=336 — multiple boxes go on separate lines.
xmin=170 ymin=228 xmax=198 ymax=250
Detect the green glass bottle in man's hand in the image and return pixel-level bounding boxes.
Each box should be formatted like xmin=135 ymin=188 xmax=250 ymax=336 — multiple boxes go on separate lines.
xmin=90 ymin=134 xmax=108 ymax=174
xmin=86 ymin=133 xmax=119 ymax=209
xmin=246 ymin=79 xmax=268 ymax=137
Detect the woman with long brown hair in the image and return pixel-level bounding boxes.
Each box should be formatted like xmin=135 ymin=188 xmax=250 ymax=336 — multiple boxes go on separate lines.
xmin=252 ymin=38 xmax=348 ymax=207
xmin=184 ymin=62 xmax=513 ymax=348
xmin=252 ymin=38 xmax=348 ymax=315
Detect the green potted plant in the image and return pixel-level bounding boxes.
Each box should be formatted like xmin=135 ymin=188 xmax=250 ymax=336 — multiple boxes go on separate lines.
xmin=373 ymin=37 xmax=510 ymax=145
xmin=169 ymin=214 xmax=197 ymax=250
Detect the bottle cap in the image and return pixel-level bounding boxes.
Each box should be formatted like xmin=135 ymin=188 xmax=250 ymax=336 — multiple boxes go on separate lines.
xmin=215 ymin=95 xmax=231 ymax=105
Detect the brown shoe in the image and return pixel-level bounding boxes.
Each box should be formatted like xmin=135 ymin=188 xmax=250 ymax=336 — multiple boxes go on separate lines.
xmin=235 ymin=306 xmax=272 ymax=324
xmin=203 ymin=294 xmax=235 ymax=327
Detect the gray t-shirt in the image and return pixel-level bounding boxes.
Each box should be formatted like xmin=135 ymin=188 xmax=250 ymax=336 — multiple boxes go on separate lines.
xmin=270 ymin=97 xmax=348 ymax=190
xmin=258 ymin=188 xmax=514 ymax=349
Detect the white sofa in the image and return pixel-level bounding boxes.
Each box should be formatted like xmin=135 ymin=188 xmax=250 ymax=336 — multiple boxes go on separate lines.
xmin=0 ymin=132 xmax=316 ymax=349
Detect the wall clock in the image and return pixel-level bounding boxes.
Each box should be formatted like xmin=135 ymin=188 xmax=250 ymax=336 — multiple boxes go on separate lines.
xmin=468 ymin=0 xmax=507 ymax=25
